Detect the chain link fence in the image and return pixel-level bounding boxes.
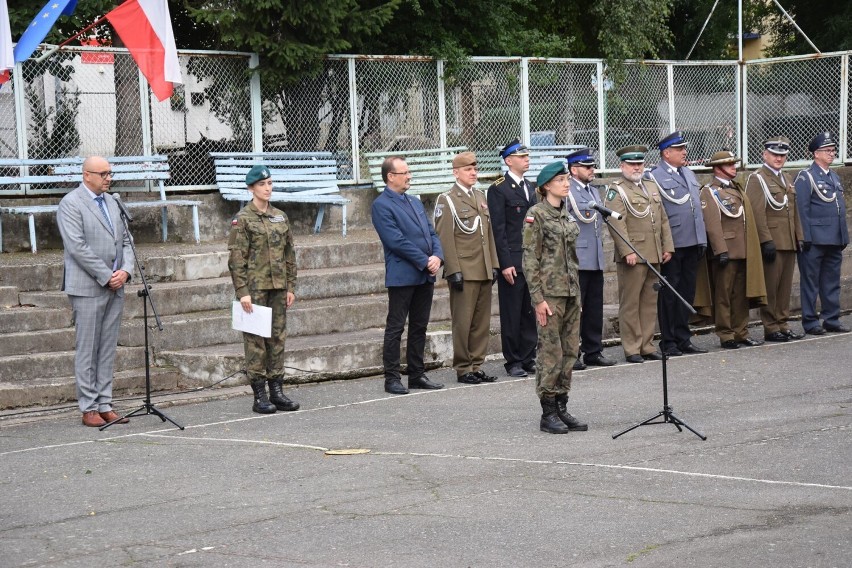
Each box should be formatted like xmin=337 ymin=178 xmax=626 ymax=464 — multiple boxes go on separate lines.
xmin=3 ymin=49 xmax=850 ymax=194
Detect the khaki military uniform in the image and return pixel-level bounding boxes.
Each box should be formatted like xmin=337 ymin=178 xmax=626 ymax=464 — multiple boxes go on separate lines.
xmin=522 ymin=200 xmax=581 ymax=399
xmin=745 ymin=167 xmax=803 ymax=334
xmin=700 ymin=178 xmax=766 ymax=342
xmin=604 ymin=178 xmax=674 ymax=357
xmin=434 ymin=183 xmax=499 ymax=377
xmin=228 ymin=202 xmax=297 ymax=383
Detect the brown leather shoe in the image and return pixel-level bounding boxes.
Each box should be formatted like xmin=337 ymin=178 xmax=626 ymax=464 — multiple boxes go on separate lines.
xmin=99 ymin=410 xmax=129 ymax=424
xmin=82 ymin=411 xmax=106 ymax=427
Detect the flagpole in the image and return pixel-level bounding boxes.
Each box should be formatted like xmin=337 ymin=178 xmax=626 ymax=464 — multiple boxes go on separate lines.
xmin=34 ymin=14 xmax=109 ymax=63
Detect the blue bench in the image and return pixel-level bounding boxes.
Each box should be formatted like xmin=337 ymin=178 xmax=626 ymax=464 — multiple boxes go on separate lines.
xmin=0 ymin=156 xmax=200 ymax=253
xmin=211 ymin=152 xmax=350 ymax=236
xmin=365 ymin=147 xmax=468 ymax=197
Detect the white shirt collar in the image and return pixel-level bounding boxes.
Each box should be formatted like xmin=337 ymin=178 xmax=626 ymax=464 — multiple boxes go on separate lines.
xmin=763 ymin=164 xmax=782 ymax=176
xmin=714 ymin=176 xmax=731 ymax=187
xmin=507 ymin=171 xmax=525 ymax=186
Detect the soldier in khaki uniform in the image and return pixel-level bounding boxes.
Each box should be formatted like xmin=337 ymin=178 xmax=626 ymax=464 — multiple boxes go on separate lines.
xmin=745 ymin=136 xmax=804 ymax=342
xmin=604 ymin=146 xmax=674 ymax=363
xmin=699 ymin=151 xmax=767 ymax=349
xmin=228 ymin=165 xmax=300 ymax=414
xmin=523 ymin=161 xmax=587 ymax=434
xmin=434 ymin=151 xmax=500 ymax=384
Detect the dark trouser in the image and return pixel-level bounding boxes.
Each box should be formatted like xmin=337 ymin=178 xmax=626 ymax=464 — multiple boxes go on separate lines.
xmin=578 ymin=269 xmax=604 ymax=357
xmin=711 ymin=259 xmax=749 ymax=342
xmin=382 ymin=283 xmax=435 ymax=381
xmin=761 ymin=250 xmax=796 ymax=334
xmin=658 ymin=245 xmax=701 ymax=352
xmin=798 ymin=244 xmax=844 ymax=330
xmin=243 ymin=289 xmax=289 ymax=382
xmin=496 ymin=270 xmax=537 ymax=370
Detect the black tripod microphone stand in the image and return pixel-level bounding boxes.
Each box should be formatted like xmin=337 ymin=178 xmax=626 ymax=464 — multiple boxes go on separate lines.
xmin=101 ymin=205 xmax=184 ymax=431
xmin=598 ymin=207 xmax=706 ymax=441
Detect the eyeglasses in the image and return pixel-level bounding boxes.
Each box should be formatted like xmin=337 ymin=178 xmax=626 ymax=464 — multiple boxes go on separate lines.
xmin=86 ymin=170 xmax=114 ymax=178
xmin=389 ymin=170 xmax=411 ymax=176
xmin=816 ymin=148 xmax=837 ymax=154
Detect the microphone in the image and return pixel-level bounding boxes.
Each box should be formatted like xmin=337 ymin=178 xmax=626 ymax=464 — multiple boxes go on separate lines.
xmin=590 ymin=202 xmax=623 ymax=221
xmin=112 ymin=194 xmax=134 ymax=222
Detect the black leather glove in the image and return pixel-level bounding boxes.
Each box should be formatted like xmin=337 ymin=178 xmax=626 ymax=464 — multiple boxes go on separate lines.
xmin=447 ymin=272 xmax=464 ymax=292
xmin=697 ymin=245 xmax=707 ymax=259
xmin=492 ymin=268 xmax=499 ymax=285
xmin=718 ymin=252 xmax=729 ymax=267
xmin=761 ymin=240 xmax=777 ymax=263
xmin=800 ymin=241 xmax=812 ymax=252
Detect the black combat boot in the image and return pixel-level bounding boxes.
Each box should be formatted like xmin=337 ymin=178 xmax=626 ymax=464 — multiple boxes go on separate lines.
xmin=268 ymin=378 xmax=300 ymax=411
xmin=555 ymin=393 xmax=588 ymax=431
xmin=250 ymin=381 xmax=277 ymax=414
xmin=540 ymin=397 xmax=569 ymax=434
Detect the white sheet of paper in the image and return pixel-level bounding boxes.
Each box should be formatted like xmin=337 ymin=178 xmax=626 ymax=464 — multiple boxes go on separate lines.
xmin=231 ymin=301 xmax=272 ymax=338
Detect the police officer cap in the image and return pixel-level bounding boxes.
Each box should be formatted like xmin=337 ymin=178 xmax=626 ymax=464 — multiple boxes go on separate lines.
xmin=616 ymin=145 xmax=648 ymax=163
xmin=706 ymin=150 xmax=740 ymax=166
xmin=808 ymin=132 xmax=836 ymax=153
xmin=565 ymin=147 xmax=596 ymax=167
xmin=246 ymin=165 xmax=272 ymax=186
xmin=764 ymin=136 xmax=791 ymax=155
xmin=500 ymin=138 xmax=529 ymax=159
xmin=536 ymin=160 xmax=568 ymax=187
xmin=452 ymin=151 xmax=478 ymax=168
xmin=657 ymin=131 xmax=687 ymax=150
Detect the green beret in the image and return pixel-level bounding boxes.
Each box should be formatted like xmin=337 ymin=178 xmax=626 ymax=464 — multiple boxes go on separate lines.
xmin=536 ymin=160 xmax=568 ymax=187
xmin=246 ymin=164 xmax=271 ymax=186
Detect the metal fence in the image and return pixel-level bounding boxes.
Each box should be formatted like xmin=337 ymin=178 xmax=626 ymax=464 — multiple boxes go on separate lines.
xmin=1 ymin=48 xmax=849 ymax=195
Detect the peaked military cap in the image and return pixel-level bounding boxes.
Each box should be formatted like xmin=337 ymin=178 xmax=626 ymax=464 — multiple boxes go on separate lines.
xmin=500 ymin=138 xmax=529 ymax=159
xmin=565 ymin=147 xmax=596 ymax=167
xmin=764 ymin=136 xmax=791 ymax=155
xmin=616 ymin=145 xmax=648 ymax=163
xmin=537 ymin=160 xmax=568 ymax=187
xmin=808 ymin=132 xmax=836 ymax=152
xmin=246 ymin=164 xmax=272 ymax=186
xmin=657 ymin=131 xmax=687 ymax=150
xmin=706 ymin=150 xmax=740 ymax=166
xmin=452 ymin=151 xmax=478 ymax=168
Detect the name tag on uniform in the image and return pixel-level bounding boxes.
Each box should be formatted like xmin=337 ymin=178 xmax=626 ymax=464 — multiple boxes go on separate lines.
xmin=270 ymin=215 xmax=286 ymax=223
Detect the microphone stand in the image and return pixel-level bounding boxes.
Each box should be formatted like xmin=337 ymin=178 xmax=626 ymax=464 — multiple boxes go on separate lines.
xmin=597 ymin=202 xmax=706 ymax=441
xmin=101 ymin=205 xmax=184 ymax=431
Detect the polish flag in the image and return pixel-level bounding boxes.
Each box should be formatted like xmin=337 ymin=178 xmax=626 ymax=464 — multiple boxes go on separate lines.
xmin=0 ymin=0 xmax=12 ymax=86
xmin=106 ymin=0 xmax=182 ymax=101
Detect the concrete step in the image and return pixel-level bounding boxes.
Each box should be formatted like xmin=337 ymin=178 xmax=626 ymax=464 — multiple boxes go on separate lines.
xmin=0 ymin=328 xmax=76 ymax=357
xmin=0 ymin=367 xmax=183 ymax=410
xmin=0 ymin=346 xmax=144 ymax=382
xmin=0 ymin=306 xmax=70 ymax=334
xmin=0 ymin=229 xmax=385 ymax=293
xmin=0 ymin=286 xmax=18 ymax=307
xmin=157 ymin=316 xmax=504 ymax=388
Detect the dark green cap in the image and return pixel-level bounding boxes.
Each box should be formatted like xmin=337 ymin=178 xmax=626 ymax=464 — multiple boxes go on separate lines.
xmin=616 ymin=145 xmax=648 ymax=163
xmin=536 ymin=160 xmax=568 ymax=187
xmin=246 ymin=165 xmax=271 ymax=186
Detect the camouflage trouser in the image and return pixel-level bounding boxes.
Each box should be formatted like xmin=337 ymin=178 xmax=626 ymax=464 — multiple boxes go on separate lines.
xmin=535 ymin=295 xmax=581 ymax=399
xmin=243 ymin=289 xmax=289 ymax=384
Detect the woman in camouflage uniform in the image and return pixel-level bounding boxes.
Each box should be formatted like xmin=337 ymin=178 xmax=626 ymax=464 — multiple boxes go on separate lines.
xmin=228 ymin=165 xmax=300 ymax=414
xmin=522 ymin=161 xmax=588 ymax=434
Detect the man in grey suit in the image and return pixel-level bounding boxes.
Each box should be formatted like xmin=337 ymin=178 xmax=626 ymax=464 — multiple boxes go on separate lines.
xmin=647 ymin=131 xmax=708 ymax=357
xmin=57 ymin=156 xmax=135 ymax=427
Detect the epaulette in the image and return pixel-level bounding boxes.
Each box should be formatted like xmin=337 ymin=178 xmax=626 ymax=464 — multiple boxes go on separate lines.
xmin=493 ymin=176 xmax=505 ymax=186
xmin=474 ymin=187 xmax=486 ymax=195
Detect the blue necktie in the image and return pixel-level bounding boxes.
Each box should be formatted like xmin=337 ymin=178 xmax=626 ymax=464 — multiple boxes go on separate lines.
xmin=95 ymin=196 xmax=114 ymax=233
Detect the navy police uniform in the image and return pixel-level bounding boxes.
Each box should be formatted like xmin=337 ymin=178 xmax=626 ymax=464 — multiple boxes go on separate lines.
xmin=647 ymin=131 xmax=707 ymax=354
xmin=487 ymin=139 xmax=538 ymax=375
xmin=564 ymin=148 xmax=609 ymax=364
xmin=794 ymin=133 xmax=849 ymax=334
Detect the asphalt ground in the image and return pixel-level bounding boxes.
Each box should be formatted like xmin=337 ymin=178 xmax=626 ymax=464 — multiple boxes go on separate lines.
xmin=1 ymin=318 xmax=850 ymax=568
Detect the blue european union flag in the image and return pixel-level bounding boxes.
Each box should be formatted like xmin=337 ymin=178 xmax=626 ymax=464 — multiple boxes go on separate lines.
xmin=13 ymin=0 xmax=77 ymax=63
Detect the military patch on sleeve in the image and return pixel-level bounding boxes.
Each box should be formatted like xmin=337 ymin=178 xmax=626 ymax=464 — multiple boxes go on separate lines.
xmin=606 ymin=188 xmax=617 ymax=201
xmin=231 ymin=217 xmax=239 ymax=226
xmin=525 ymin=215 xmax=535 ymax=223
xmin=701 ymin=200 xmax=706 ymax=209
xmin=434 ymin=203 xmax=444 ymax=218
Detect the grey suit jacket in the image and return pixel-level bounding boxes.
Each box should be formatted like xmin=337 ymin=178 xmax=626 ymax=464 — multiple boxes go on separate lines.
xmin=57 ymin=184 xmax=135 ymax=297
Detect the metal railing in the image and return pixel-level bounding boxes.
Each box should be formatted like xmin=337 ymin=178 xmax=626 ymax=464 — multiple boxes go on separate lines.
xmin=1 ymin=47 xmax=849 ymax=196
